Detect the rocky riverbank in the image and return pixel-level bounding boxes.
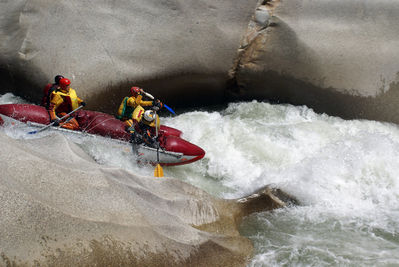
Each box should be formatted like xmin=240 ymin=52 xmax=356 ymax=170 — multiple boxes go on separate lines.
xmin=0 ymin=130 xmax=296 ymax=266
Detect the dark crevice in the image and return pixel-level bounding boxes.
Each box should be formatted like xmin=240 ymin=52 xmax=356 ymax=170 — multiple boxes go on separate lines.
xmin=2 ymin=63 xmax=399 ymax=124
xmin=86 ymin=72 xmax=231 ymax=115
xmin=0 ymin=65 xmax=47 ymax=104
xmin=226 ymin=70 xmax=399 ymax=124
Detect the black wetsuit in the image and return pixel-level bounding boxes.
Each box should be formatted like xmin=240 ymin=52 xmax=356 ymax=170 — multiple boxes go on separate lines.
xmin=131 ymin=122 xmax=158 ymax=149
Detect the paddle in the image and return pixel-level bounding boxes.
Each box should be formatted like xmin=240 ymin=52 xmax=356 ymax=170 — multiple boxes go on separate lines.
xmin=28 ymin=105 xmax=84 ymax=134
xmin=141 ymin=90 xmax=176 ymax=115
xmin=153 ymin=111 xmax=164 ymax=177
xmin=163 ymin=104 xmax=176 ymax=115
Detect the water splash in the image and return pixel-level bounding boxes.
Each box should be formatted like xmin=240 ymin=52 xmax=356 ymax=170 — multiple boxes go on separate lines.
xmin=163 ymin=100 xmax=399 ymax=265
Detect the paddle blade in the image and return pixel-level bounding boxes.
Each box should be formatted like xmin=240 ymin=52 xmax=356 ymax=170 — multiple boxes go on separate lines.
xmin=164 ymin=104 xmax=176 ymax=115
xmin=154 ymin=164 xmax=164 ymax=177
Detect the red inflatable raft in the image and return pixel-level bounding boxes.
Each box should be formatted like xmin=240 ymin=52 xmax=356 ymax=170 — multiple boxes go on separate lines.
xmin=0 ymin=104 xmax=205 ymax=166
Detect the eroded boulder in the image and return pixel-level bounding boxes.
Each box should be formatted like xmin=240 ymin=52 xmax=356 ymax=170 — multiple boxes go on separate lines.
xmin=0 ymin=131 xmax=295 ymax=266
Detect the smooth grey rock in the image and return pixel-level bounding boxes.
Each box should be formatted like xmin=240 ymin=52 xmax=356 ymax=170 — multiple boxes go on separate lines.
xmin=0 ymin=130 xmax=295 ymax=266
xmin=232 ymin=0 xmax=399 ymax=123
xmin=0 ymin=131 xmax=246 ymax=265
xmin=0 ymin=0 xmax=258 ymax=111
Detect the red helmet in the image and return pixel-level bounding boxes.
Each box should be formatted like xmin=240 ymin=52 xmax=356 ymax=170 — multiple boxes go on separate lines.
xmin=130 ymin=86 xmax=141 ymax=96
xmin=59 ymin=78 xmax=71 ymax=88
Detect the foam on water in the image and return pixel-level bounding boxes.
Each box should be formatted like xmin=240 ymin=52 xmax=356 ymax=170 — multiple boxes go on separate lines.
xmin=2 ymin=95 xmax=399 ymax=265
xmin=164 ymin=101 xmax=399 ymax=214
xmin=0 ymin=93 xmax=28 ymax=104
xmin=163 ymin=101 xmax=399 ymax=265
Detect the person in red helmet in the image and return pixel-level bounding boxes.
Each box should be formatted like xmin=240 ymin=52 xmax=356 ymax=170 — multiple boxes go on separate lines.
xmin=116 ymin=86 xmax=162 ymax=129
xmin=41 ymin=75 xmax=64 ymax=108
xmin=47 ymin=78 xmax=86 ymax=130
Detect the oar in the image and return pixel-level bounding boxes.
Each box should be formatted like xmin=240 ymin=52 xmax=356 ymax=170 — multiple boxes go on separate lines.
xmin=163 ymin=104 xmax=176 ymax=115
xmin=28 ymin=105 xmax=84 ymax=134
xmin=141 ymin=90 xmax=176 ymax=115
xmin=153 ymin=111 xmax=164 ymax=177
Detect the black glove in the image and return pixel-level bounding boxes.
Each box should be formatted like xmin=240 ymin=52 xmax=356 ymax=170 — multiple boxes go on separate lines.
xmin=81 ymin=102 xmax=86 ymax=107
xmin=152 ymin=99 xmax=162 ymax=111
xmin=51 ymin=119 xmax=60 ymax=126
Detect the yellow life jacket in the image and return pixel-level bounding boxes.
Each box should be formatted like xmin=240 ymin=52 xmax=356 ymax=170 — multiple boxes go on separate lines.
xmin=133 ymin=106 xmax=160 ymax=129
xmin=117 ymin=95 xmax=153 ymax=120
xmin=117 ymin=97 xmax=133 ymax=120
xmin=53 ymin=88 xmax=80 ymax=110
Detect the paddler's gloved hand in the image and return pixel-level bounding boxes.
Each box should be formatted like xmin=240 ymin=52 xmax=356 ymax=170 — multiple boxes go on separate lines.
xmin=152 ymin=99 xmax=163 ymax=111
xmin=51 ymin=119 xmax=60 ymax=126
xmin=81 ymin=102 xmax=86 ymax=107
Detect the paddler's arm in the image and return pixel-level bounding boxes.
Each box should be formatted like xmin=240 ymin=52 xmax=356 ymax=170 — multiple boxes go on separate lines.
xmin=47 ymin=93 xmax=63 ymax=121
xmin=135 ymin=95 xmax=153 ymax=107
xmin=139 ymin=100 xmax=153 ymax=106
xmin=77 ymin=96 xmax=86 ymax=106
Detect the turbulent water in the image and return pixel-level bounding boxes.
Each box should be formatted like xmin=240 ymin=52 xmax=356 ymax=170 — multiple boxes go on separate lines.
xmin=1 ymin=93 xmax=399 ymax=266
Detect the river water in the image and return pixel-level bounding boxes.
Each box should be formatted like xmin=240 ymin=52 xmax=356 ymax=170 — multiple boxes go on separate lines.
xmin=1 ymin=93 xmax=399 ymax=266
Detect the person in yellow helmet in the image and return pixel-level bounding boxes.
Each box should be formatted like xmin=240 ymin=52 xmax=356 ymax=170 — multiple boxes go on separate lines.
xmin=47 ymin=78 xmax=86 ymax=130
xmin=116 ymin=86 xmax=162 ymax=129
xmin=131 ymin=109 xmax=160 ymax=149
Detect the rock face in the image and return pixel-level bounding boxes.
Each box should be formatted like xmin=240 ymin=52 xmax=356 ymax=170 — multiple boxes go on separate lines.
xmin=230 ymin=0 xmax=399 ymax=124
xmin=0 ymin=0 xmax=258 ymax=113
xmin=0 ymin=131 xmax=295 ymax=266
xmin=3 ymin=0 xmax=398 ymax=123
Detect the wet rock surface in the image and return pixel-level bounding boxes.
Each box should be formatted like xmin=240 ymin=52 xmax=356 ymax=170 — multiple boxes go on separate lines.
xmin=0 ymin=131 xmax=295 ymax=266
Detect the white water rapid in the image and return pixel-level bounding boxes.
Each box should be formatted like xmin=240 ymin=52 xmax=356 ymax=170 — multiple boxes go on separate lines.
xmin=1 ymin=93 xmax=399 ymax=266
